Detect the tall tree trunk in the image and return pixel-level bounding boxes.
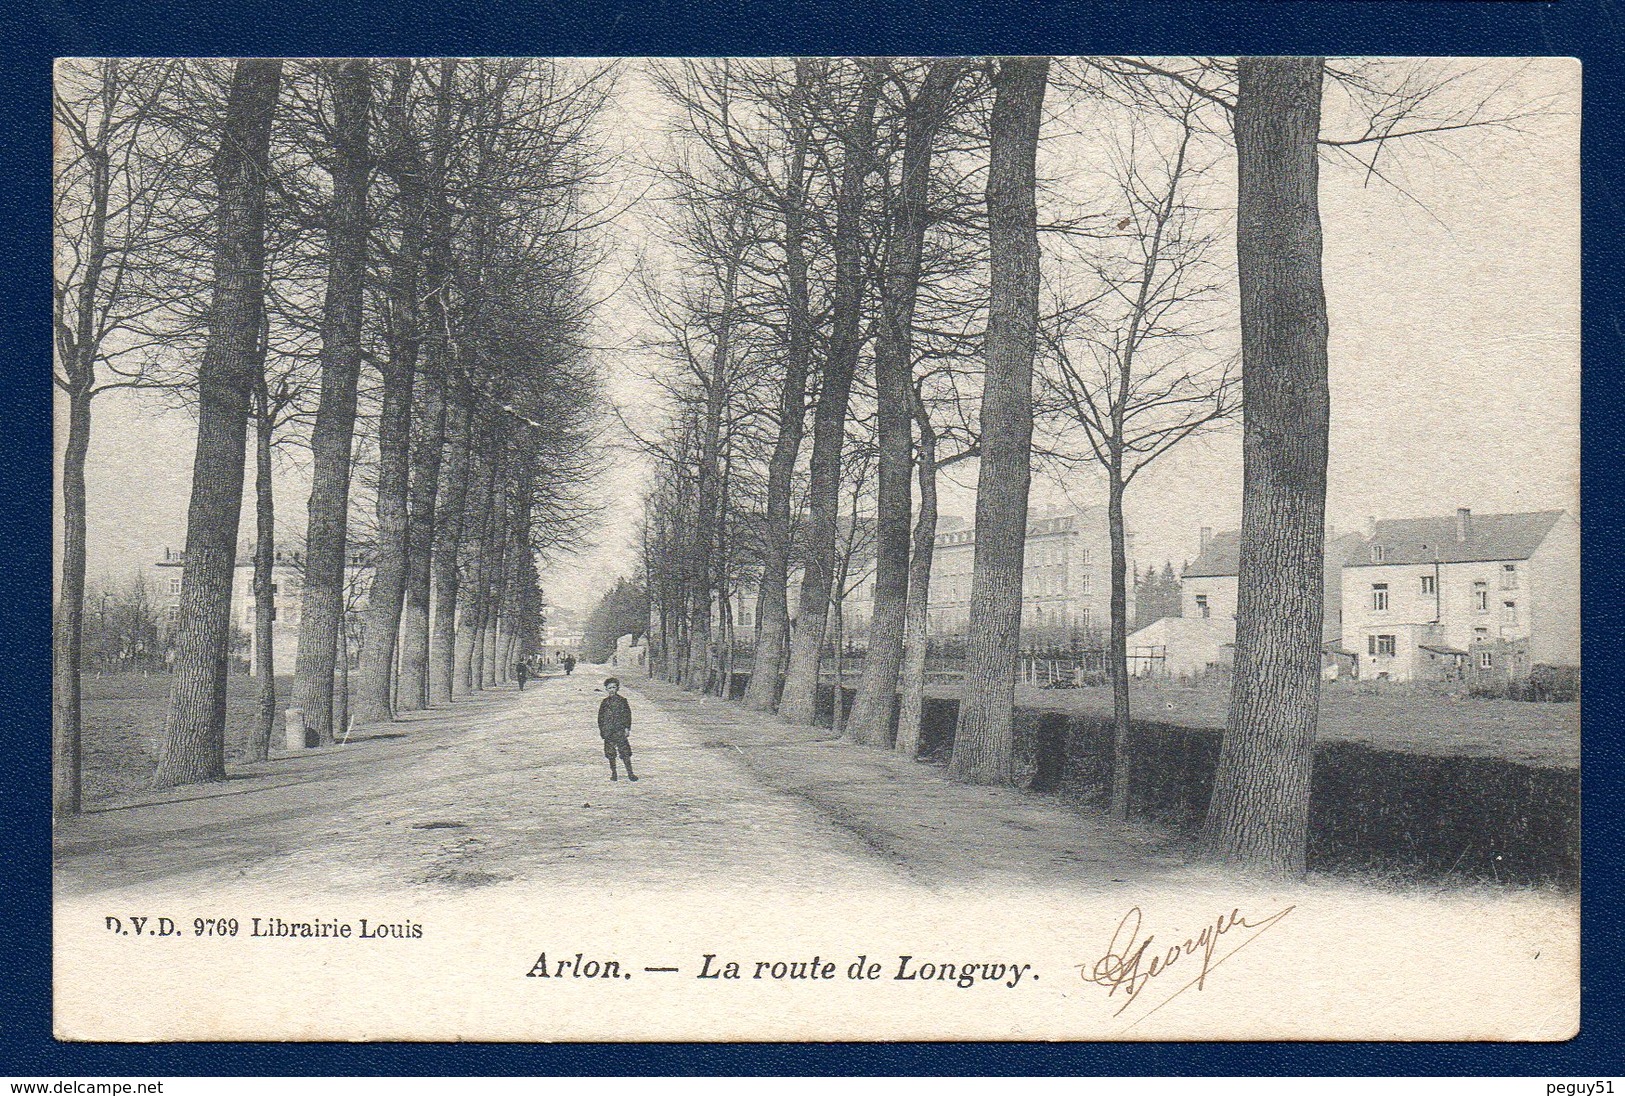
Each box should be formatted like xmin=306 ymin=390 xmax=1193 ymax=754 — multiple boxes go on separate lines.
xmin=949 ymin=56 xmax=1048 ymax=785
xmin=353 ymin=61 xmax=423 ymax=726
xmin=154 ymin=59 xmax=282 ymax=788
xmin=779 ymin=65 xmax=881 ymax=723
xmin=53 ymin=105 xmax=115 ymax=813
xmin=398 ymin=373 xmax=445 ymax=708
xmin=1107 ymin=463 xmax=1132 ymax=817
xmin=292 ymin=58 xmax=371 ymax=744
xmin=430 ymin=403 xmax=474 ymax=703
xmin=829 ymin=567 xmax=848 ymax=738
xmin=895 ymin=398 xmax=939 ymax=758
xmin=1199 ymin=56 xmax=1330 ymax=879
xmin=743 ymin=61 xmax=814 ymax=712
xmin=397 ymin=59 xmax=457 ymax=711
xmin=352 ymin=343 xmax=412 ymax=724
xmin=54 ymin=387 xmax=92 ymax=812
xmin=685 ymin=248 xmax=739 ymax=693
xmin=480 ymin=491 xmax=510 ymax=688
xmin=848 ymin=58 xmax=965 ymax=748
xmin=506 ymin=458 xmax=536 ymax=677
xmin=334 ymin=628 xmax=350 ymax=739
xmin=247 ymin=375 xmax=278 ymax=762
xmin=456 ymin=446 xmax=499 ymax=694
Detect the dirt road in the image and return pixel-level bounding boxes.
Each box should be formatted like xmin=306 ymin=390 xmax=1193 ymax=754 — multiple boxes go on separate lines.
xmin=54 ymin=669 xmax=1185 ymax=899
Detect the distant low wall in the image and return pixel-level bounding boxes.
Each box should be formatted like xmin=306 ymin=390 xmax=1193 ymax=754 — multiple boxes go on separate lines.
xmin=732 ymin=674 xmax=1578 ymax=889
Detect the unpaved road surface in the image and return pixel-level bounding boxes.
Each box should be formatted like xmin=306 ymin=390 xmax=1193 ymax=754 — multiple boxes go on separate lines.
xmin=55 ymin=669 xmax=1185 ymax=899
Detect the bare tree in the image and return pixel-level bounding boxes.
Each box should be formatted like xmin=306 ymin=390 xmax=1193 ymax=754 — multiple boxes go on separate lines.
xmin=153 ymin=58 xmax=283 ymax=789
xmin=1197 ymin=56 xmax=1329 ymax=878
xmin=52 ymin=58 xmax=184 ymax=812
xmin=352 ymin=59 xmax=426 ymax=726
xmin=894 ymin=383 xmax=978 ymax=758
xmin=1040 ymin=96 xmax=1236 ymax=818
xmin=948 ymin=56 xmax=1049 ymax=785
xmin=846 ymin=57 xmax=970 ymax=748
xmin=291 ymin=59 xmax=372 ymax=744
xmin=429 ymin=400 xmax=474 ymax=702
xmin=827 ymin=437 xmax=878 ymax=740
xmin=779 ymin=62 xmax=883 ymax=723
xmin=245 ymin=368 xmax=301 ymax=762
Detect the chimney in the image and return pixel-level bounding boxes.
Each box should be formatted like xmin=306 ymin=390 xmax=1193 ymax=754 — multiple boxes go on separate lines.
xmin=1199 ymin=526 xmax=1212 ymax=553
xmin=1365 ymin=515 xmax=1377 ymax=538
xmin=1456 ymin=507 xmax=1472 ymax=542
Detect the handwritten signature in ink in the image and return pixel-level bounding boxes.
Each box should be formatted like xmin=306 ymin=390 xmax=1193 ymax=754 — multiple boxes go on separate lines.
xmin=1078 ymin=903 xmax=1295 ymax=1026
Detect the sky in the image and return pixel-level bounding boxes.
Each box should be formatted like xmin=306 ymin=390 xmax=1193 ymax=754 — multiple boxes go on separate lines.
xmin=60 ymin=58 xmax=1580 ymax=616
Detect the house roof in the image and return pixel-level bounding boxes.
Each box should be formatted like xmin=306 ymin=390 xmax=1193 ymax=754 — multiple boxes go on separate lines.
xmin=1183 ymin=530 xmax=1242 ymax=578
xmin=1127 ymin=614 xmax=1237 ymax=646
xmin=1184 ymin=513 xmax=1564 ymax=576
xmin=1183 ymin=529 xmax=1363 ymax=578
xmin=1349 ymin=510 xmax=1567 ymax=567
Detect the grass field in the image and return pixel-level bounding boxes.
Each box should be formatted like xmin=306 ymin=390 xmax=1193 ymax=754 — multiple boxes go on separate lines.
xmin=924 ymin=679 xmax=1579 ymax=769
xmin=79 ymin=672 xmax=293 ymax=804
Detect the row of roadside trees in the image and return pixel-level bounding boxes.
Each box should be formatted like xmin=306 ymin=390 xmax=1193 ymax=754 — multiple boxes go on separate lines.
xmin=630 ymin=55 xmax=1520 ymax=878
xmin=54 ymin=58 xmax=611 ymax=812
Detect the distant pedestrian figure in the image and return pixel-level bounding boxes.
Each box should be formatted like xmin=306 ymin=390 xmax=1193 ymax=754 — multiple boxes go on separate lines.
xmin=597 ymin=677 xmax=637 ymax=782
xmin=515 ymin=661 xmax=530 ymax=690
xmin=564 ymin=653 xmax=577 ymax=676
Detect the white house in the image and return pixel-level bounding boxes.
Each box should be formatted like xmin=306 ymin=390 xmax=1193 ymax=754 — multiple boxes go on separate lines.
xmin=1126 ymin=614 xmax=1236 ymax=679
xmin=1180 ymin=526 xmax=1361 ymax=642
xmin=1341 ymin=508 xmax=1579 ymax=682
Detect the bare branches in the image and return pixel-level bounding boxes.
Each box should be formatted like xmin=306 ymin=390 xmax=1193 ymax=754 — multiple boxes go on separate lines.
xmin=1038 ymin=84 xmax=1237 ymax=488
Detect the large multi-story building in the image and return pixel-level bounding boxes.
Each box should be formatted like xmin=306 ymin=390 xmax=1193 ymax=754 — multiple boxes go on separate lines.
xmin=1340 ymin=508 xmax=1579 ymax=682
xmin=927 ymin=506 xmax=1122 ymax=637
xmin=729 ymin=505 xmax=1125 ymax=643
xmin=153 ymin=545 xmax=371 ymax=675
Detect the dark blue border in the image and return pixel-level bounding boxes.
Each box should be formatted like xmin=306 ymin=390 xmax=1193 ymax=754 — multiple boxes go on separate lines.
xmin=7 ymin=0 xmax=1621 ymax=1077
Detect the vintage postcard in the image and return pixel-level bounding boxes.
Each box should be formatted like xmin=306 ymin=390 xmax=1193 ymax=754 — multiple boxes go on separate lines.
xmin=51 ymin=55 xmax=1579 ymax=1042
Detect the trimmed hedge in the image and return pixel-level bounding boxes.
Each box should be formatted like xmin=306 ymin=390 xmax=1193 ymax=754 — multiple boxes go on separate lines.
xmin=761 ymin=681 xmax=1578 ymax=888
xmin=916 ymin=693 xmax=1576 ymax=887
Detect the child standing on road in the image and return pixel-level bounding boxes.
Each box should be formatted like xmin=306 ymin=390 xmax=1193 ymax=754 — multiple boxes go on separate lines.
xmin=597 ymin=677 xmax=637 ymax=782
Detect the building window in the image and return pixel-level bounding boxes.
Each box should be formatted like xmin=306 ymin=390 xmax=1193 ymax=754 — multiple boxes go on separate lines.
xmin=1479 ymin=651 xmax=1493 ymax=670
xmin=1367 ymin=634 xmax=1396 ymax=657
xmin=1371 ymin=583 xmax=1389 ymax=611
xmin=1078 ymin=548 xmax=1091 ymax=565
xmin=1420 ymin=574 xmax=1436 ymax=596
xmin=1474 ymin=627 xmax=1489 ymax=639
xmin=1195 ymin=594 xmax=1210 ymax=618
xmin=1371 ymin=545 xmax=1386 ymax=562
xmin=1076 ymin=573 xmax=1090 ymax=593
xmin=1502 ymin=600 xmax=1518 ymax=625
xmin=1500 ymin=563 xmax=1519 ymax=590
xmin=169 ymin=578 xmax=182 ymax=595
xmin=1078 ymin=607 xmax=1091 ymax=629
xmin=1473 ymin=582 xmax=1488 ymax=612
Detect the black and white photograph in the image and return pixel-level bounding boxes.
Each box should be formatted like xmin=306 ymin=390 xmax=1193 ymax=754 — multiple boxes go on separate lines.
xmin=51 ymin=54 xmax=1580 ymax=1041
